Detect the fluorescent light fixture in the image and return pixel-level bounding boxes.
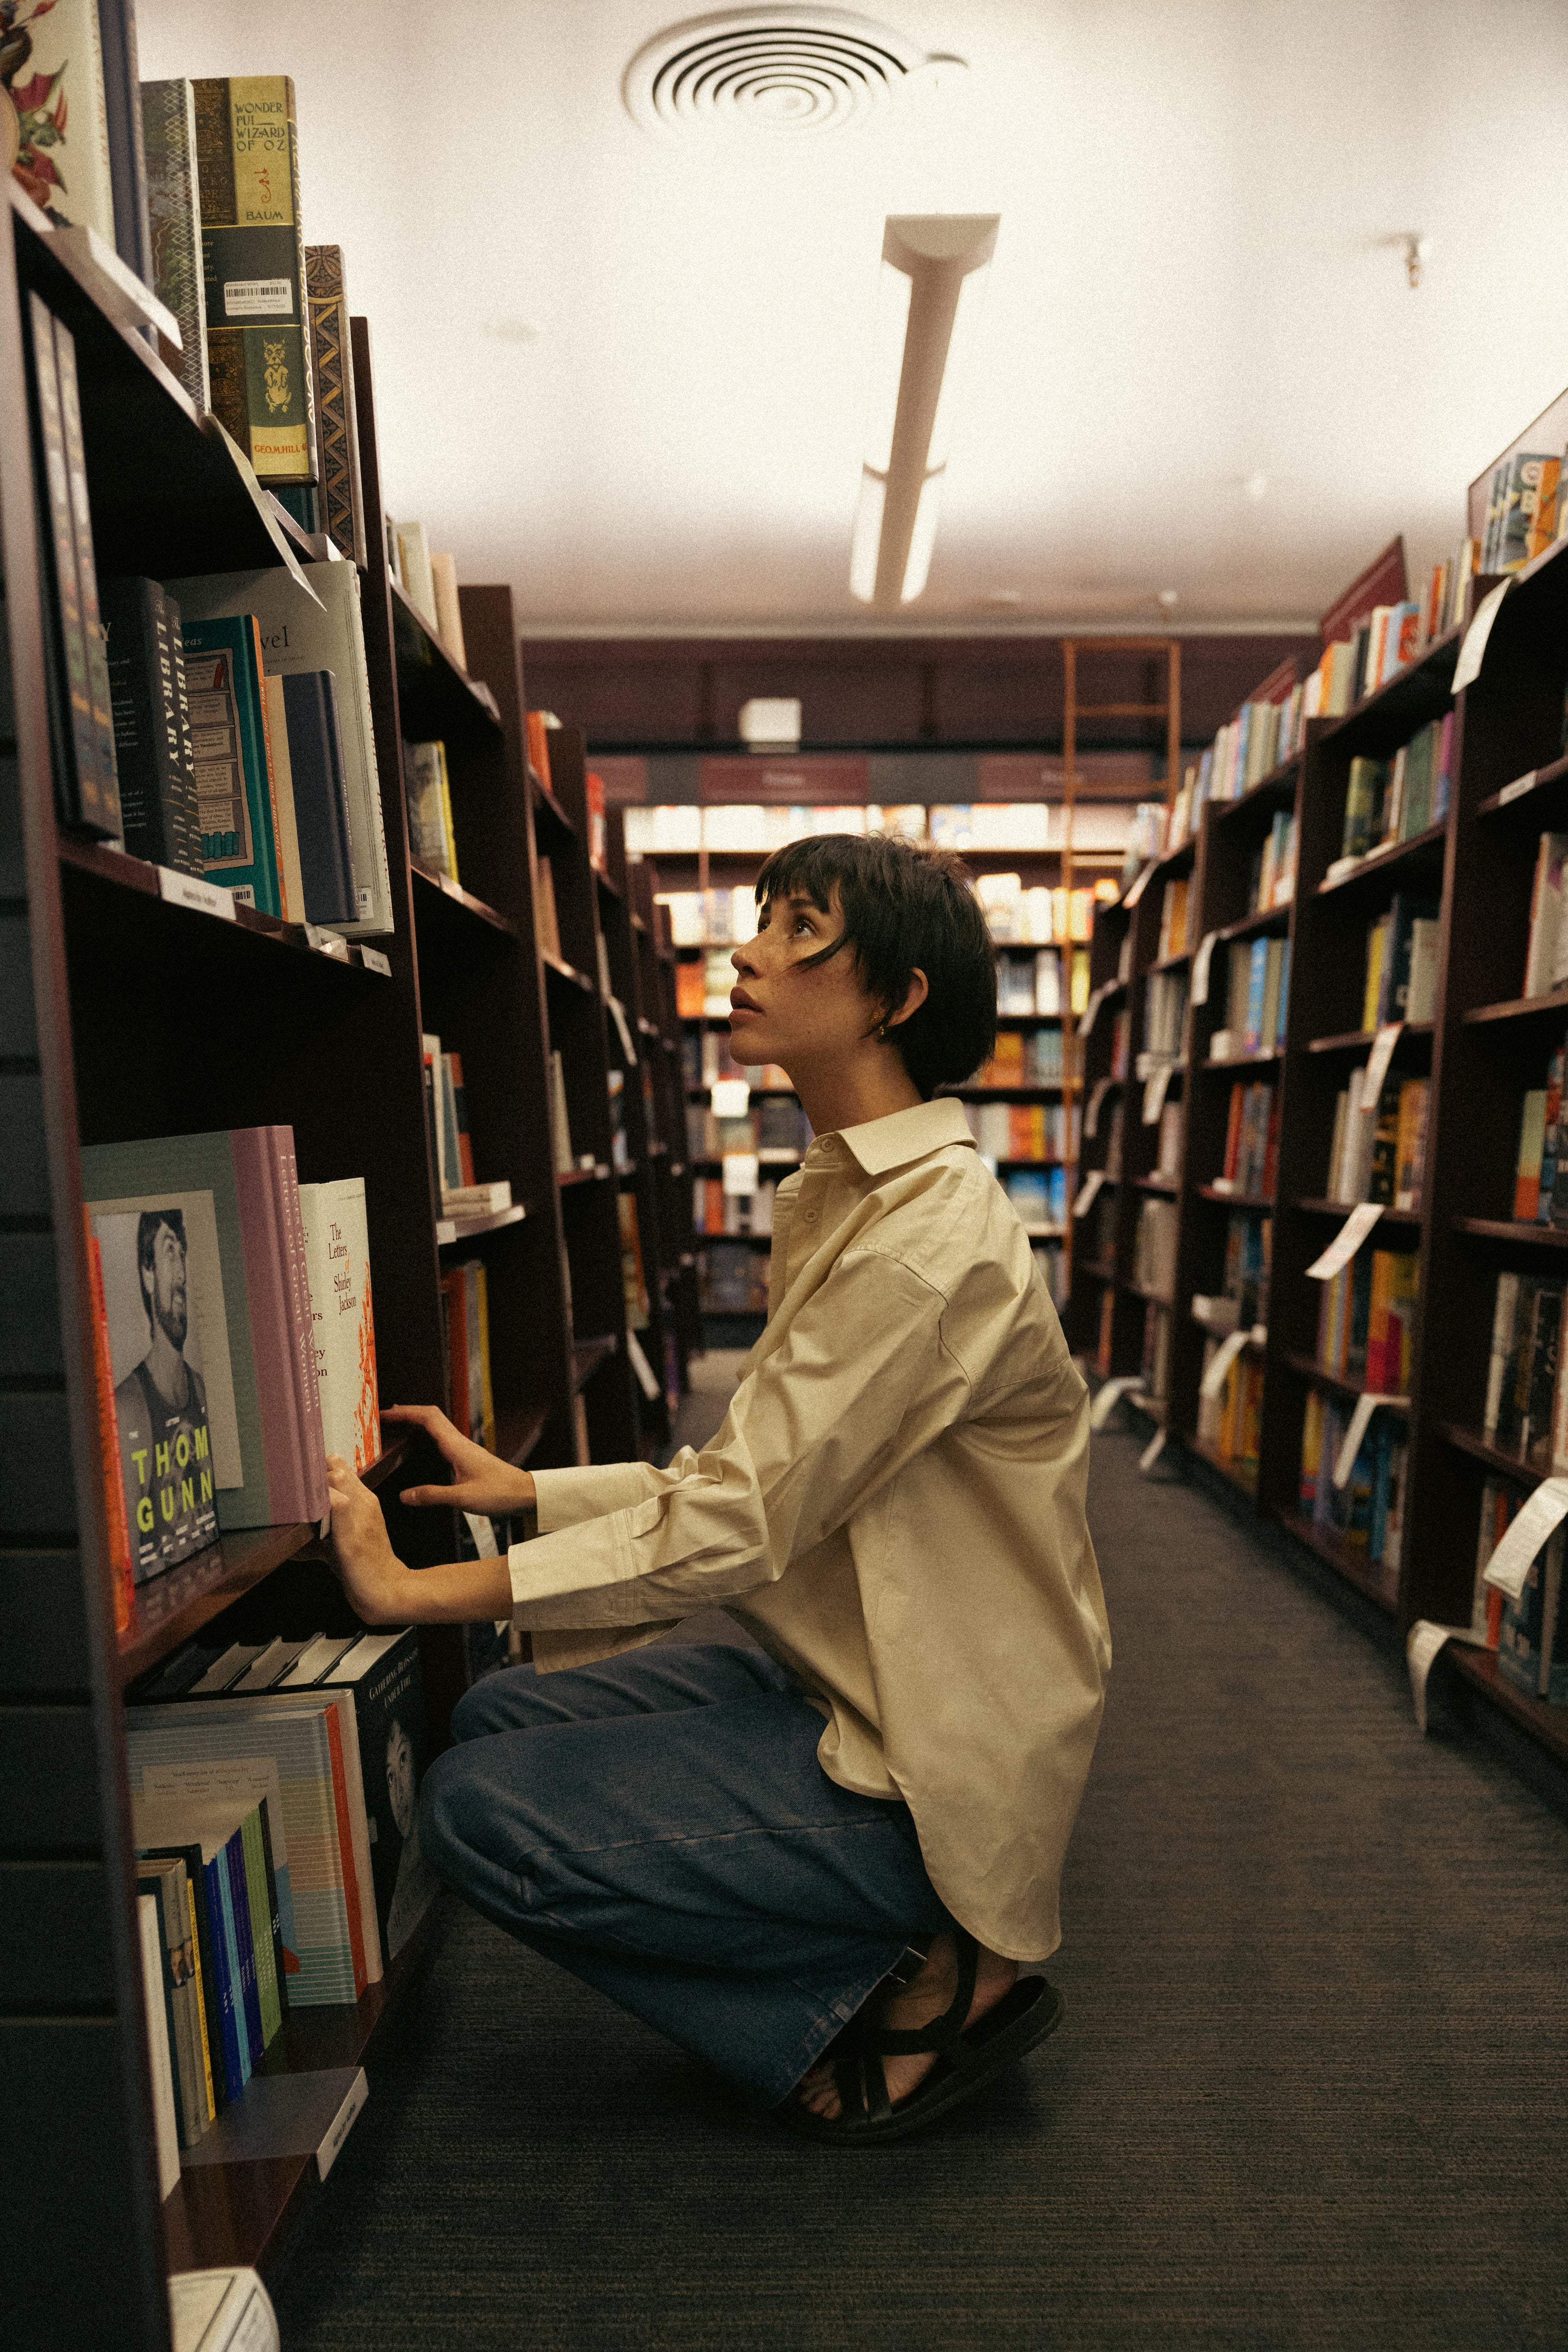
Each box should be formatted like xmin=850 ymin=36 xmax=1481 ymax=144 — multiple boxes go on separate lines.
xmin=850 ymin=213 xmax=999 ymax=608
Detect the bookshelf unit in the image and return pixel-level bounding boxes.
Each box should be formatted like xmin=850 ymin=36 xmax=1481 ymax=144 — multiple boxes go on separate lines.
xmin=0 ymin=184 xmax=689 ymax=2345
xmin=1071 ymin=533 xmax=1568 ymax=1778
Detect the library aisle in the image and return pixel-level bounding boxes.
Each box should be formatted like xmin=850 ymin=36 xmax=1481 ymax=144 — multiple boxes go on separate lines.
xmin=265 ymin=1421 xmax=1568 ymax=2352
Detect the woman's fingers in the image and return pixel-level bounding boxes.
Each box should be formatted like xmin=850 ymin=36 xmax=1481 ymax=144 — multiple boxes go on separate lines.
xmin=397 ymin=1482 xmax=452 ymax=1510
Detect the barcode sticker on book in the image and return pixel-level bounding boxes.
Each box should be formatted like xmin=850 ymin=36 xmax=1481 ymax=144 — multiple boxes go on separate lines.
xmin=224 ymin=278 xmax=294 ymax=318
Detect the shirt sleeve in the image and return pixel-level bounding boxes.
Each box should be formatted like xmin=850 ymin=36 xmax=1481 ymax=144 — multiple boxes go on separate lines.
xmin=508 ymin=1245 xmax=969 ymax=1630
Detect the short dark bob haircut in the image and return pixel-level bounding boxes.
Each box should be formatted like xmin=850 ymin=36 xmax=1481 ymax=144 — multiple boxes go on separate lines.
xmin=754 ymin=833 xmax=996 ymax=1100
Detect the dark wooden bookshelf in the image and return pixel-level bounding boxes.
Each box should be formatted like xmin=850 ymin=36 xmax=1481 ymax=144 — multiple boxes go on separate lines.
xmin=0 ymin=175 xmax=695 ymax=2344
xmin=1070 ymin=531 xmax=1568 ymax=1776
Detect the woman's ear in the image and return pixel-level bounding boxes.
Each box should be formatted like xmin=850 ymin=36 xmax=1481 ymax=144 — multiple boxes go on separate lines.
xmin=885 ymin=967 xmax=930 ymax=1032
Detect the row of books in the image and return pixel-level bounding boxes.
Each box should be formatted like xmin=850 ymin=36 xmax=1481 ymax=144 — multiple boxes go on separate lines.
xmin=1005 ymin=1167 xmax=1068 ymax=1234
xmin=1330 ymin=721 xmax=1453 ymax=873
xmin=441 ymin=1259 xmax=495 ymax=1450
xmin=404 ymin=740 xmax=461 ymax=882
xmin=976 ymin=1028 xmax=1075 ymax=1086
xmin=1197 ymin=1339 xmax=1263 ymax=1472
xmin=1143 ymin=967 xmax=1189 ymax=1061
xmin=387 ymin=522 xmax=469 ymax=667
xmin=1215 ymin=1080 xmax=1278 ymax=1200
xmin=1483 ymin=1274 xmax=1568 ymax=1471
xmin=1299 ymin=1393 xmax=1406 ymax=1580
xmin=1522 ymin=833 xmax=1568 ymax=1002
xmin=975 ymin=877 xmax=1098 ymax=946
xmin=421 ymin=1034 xmax=512 ymax=1218
xmin=1359 ymin=896 xmax=1440 ymax=1029
xmin=1133 ymin=1197 xmax=1177 ymax=1299
xmin=1315 ymin=1247 xmax=1419 ymax=1390
xmin=1513 ymin=1039 xmax=1568 ymax=1223
xmin=636 ymin=806 xmax=1135 ymax=859
xmin=686 ymin=1097 xmax=812 ymax=1159
xmin=965 ymin=1102 xmax=1078 ymax=1163
xmin=1156 ymin=876 xmax=1189 ymax=960
xmin=686 ymin=1029 xmax=791 ymax=1090
xmin=996 ymin=946 xmax=1077 ymax=1015
xmin=1474 ymin=1484 xmax=1568 ymax=1704
xmin=1139 ymin=1297 xmax=1172 ymax=1408
xmin=1203 ymin=1206 xmax=1272 ymax=1330
xmin=1480 ymin=452 xmax=1568 ymax=573
xmin=1325 ymin=1070 xmax=1429 ymax=1212
xmin=1151 ymin=1099 xmax=1184 ymax=1183
xmin=699 ymin=1239 xmax=771 ymax=1312
xmin=1211 ymin=935 xmax=1290 ymax=1060
xmin=1033 ymin=1240 xmax=1069 ymax=1311
xmin=1249 ymin=812 xmax=1298 ymax=914
xmin=81 ymin=1127 xmax=380 ymax=1613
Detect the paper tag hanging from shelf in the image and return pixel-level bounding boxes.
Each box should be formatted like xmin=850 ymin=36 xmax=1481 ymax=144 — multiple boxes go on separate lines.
xmin=1200 ymin=1327 xmax=1250 ymax=1399
xmin=1085 ymin=1077 xmax=1111 ymax=1138
xmin=1481 ymin=1474 xmax=1568 ymax=1601
xmin=1073 ymin=1169 xmax=1105 ymax=1220
xmin=1305 ymin=1200 xmax=1383 ymax=1280
xmin=1452 ymin=578 xmax=1511 ymax=693
xmin=1089 ymin=1374 xmax=1144 ymax=1429
xmin=1405 ymin=1619 xmax=1489 ymax=1734
xmin=1143 ymin=1063 xmax=1174 ymax=1125
xmin=1331 ymin=1392 xmax=1408 ymax=1488
xmin=1359 ymin=1022 xmax=1402 ymax=1110
xmin=1191 ymin=930 xmax=1219 ymax=1006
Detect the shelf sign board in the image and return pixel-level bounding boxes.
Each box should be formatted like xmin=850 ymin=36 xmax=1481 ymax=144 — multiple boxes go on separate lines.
xmin=1332 ymin=1391 xmax=1409 ymax=1487
xmin=159 ymin=866 xmax=236 ymax=921
xmin=1306 ymin=1200 xmax=1383 ymax=1280
xmin=1481 ymin=1474 xmax=1568 ymax=1601
xmin=1360 ymin=1022 xmax=1402 ymax=1110
xmin=1191 ymin=930 xmax=1219 ymax=1005
xmin=358 ymin=945 xmax=392 ymax=976
xmin=1200 ymin=1327 xmax=1250 ymax=1400
xmin=721 ymin=1151 xmax=759 ymax=1196
xmin=1499 ymin=769 xmax=1539 ymax=807
xmin=710 ymin=1078 xmax=750 ymax=1118
xmin=1405 ymin=1619 xmax=1489 ymax=1735
xmin=305 ymin=924 xmax=350 ymax=961
xmin=1452 ymin=579 xmax=1512 ymax=693
xmin=1073 ymin=1169 xmax=1105 ymax=1220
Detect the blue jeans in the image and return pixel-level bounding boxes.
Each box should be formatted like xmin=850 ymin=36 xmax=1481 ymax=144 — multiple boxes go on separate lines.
xmin=419 ymin=1642 xmax=954 ymax=2104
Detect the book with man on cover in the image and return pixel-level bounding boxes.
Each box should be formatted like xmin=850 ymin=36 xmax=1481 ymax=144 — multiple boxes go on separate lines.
xmin=93 ymin=1207 xmax=220 ymax=1583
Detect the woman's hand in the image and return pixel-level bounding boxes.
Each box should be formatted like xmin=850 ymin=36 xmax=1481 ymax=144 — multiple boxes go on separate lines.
xmin=381 ymin=1403 xmax=536 ymax=1519
xmin=327 ymin=1455 xmax=416 ymax=1625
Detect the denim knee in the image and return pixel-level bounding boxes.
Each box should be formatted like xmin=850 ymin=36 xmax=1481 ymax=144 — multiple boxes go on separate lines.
xmin=418 ymin=1740 xmax=487 ymax=1890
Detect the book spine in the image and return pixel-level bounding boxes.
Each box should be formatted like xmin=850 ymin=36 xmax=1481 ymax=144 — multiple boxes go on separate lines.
xmin=239 ymin=1807 xmax=281 ymax=2047
xmin=270 ymin=1127 xmax=329 ymax=1512
xmin=137 ymin=1871 xmax=198 ymax=2151
xmin=140 ymin=80 xmax=211 ymax=413
xmin=255 ymin=1787 xmax=290 ymax=2019
xmin=321 ymin=1703 xmax=370 ymax=1998
xmin=305 ymin=245 xmax=368 ymax=565
xmin=223 ymin=1826 xmax=263 ymax=2064
xmin=53 ymin=318 xmax=122 ymax=837
xmin=183 ymin=1874 xmax=218 ymax=2122
xmin=24 ymin=294 xmax=112 ymax=833
xmin=207 ymin=1846 xmax=248 ymax=2091
xmin=228 ymin=1127 xmax=310 ymax=1520
xmin=98 ymin=578 xmax=170 ymax=865
xmin=193 ymin=77 xmax=317 ymax=482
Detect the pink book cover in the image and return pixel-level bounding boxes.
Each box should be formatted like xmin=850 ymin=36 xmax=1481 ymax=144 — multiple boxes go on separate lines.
xmin=229 ymin=1130 xmax=314 ymax=1522
xmin=267 ymin=1127 xmax=329 ymax=1513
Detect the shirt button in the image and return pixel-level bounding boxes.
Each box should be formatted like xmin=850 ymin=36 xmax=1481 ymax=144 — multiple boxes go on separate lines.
xmin=804 ymin=1209 xmax=820 ymax=1224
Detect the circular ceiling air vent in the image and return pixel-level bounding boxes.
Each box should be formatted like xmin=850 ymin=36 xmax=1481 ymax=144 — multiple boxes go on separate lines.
xmin=623 ymin=8 xmax=938 ymax=135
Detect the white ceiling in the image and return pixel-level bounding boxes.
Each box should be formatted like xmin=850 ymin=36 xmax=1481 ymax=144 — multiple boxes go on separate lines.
xmin=139 ymin=0 xmax=1568 ymax=637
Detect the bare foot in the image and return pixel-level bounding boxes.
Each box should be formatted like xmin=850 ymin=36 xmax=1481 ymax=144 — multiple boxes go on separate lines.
xmin=796 ymin=1933 xmax=1019 ymax=2121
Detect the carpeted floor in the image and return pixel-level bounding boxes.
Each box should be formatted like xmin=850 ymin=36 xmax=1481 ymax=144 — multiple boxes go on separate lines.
xmin=268 ymin=1407 xmax=1568 ymax=2351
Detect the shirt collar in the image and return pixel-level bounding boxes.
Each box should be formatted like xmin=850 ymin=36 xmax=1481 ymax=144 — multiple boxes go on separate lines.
xmin=823 ymin=1097 xmax=977 ymax=1177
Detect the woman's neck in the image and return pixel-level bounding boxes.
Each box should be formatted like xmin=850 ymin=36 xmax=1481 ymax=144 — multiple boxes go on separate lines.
xmin=788 ymin=1050 xmax=925 ymax=1140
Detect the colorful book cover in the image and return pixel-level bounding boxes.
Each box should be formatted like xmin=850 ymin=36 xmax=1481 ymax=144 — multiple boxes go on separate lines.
xmin=6 ymin=0 xmax=116 ymax=237
xmin=177 ymin=612 xmax=283 ymax=915
xmin=92 ymin=1208 xmax=220 ymax=1585
xmin=323 ymin=1629 xmax=438 ymax=1961
xmin=192 ymin=76 xmax=316 ymax=482
xmin=140 ymin=80 xmax=210 ymax=412
xmin=297 ymin=1176 xmax=381 ymax=1473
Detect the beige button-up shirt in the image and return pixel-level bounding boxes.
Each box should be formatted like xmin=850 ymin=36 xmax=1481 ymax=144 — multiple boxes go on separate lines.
xmin=514 ymin=1097 xmax=1110 ymax=1961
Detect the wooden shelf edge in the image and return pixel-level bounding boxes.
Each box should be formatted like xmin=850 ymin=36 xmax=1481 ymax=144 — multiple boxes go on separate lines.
xmin=1452 ymin=1216 xmax=1568 ymax=1245
xmin=1214 ymin=902 xmax=1293 ymax=945
xmin=1463 ymin=990 xmax=1568 ymax=1027
xmin=1435 ymin=1419 xmax=1546 ymax=1489
xmin=59 ymin=838 xmax=381 ymax=966
xmin=1276 ymin=1510 xmax=1398 ymax=1614
xmin=1197 ymin=1185 xmax=1274 ymax=1208
xmin=1289 ymin=1196 xmax=1421 ymax=1224
xmin=388 ymin=579 xmax=503 ymax=733
xmin=409 ymin=862 xmax=519 ymax=937
xmin=1278 ymin=1348 xmax=1412 ymax=1406
xmin=1209 ymin=754 xmax=1303 ymax=823
xmin=1477 ymin=751 xmax=1568 ymax=817
xmin=556 ymin=1163 xmax=611 ymax=1188
xmin=541 ymin=950 xmax=596 ymax=993
xmin=495 ymin=1405 xmax=550 ymax=1467
xmin=1315 ymin=825 xmax=1447 ymax=898
xmin=571 ymin=1334 xmax=619 ymax=1390
xmin=1306 ymin=1023 xmax=1434 ymax=1054
xmin=1189 ymin=1435 xmax=1259 ymax=1500
xmin=1446 ymin=1644 xmax=1568 ymax=1768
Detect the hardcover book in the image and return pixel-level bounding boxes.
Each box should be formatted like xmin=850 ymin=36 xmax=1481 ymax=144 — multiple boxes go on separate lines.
xmin=322 ymin=1630 xmax=438 ymax=1960
xmin=92 ymin=1207 xmax=220 ymax=1584
xmin=192 ymin=76 xmax=317 ymax=483
xmin=7 ymin=0 xmax=116 ymax=238
xmin=304 ymin=245 xmax=367 ymax=565
xmin=140 ymin=79 xmax=210 ymax=411
xmin=23 ymin=294 xmax=116 ymax=834
xmin=297 ymin=1176 xmax=381 ymax=1472
xmin=99 ymin=577 xmax=198 ymax=871
xmin=81 ymin=1127 xmax=329 ymax=1529
xmin=280 ymin=668 xmax=356 ymax=925
xmin=177 ymin=612 xmax=284 ymax=916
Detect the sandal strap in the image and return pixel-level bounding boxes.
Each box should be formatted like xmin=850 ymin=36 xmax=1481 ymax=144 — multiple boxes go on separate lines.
xmin=863 ymin=1929 xmax=981 ymax=2061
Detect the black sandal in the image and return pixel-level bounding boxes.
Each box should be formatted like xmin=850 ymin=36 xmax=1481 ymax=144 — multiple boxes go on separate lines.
xmin=781 ymin=1930 xmax=1064 ymax=2146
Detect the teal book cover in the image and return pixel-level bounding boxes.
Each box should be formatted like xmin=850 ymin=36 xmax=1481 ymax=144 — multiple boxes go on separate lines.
xmin=178 ymin=613 xmax=282 ymax=917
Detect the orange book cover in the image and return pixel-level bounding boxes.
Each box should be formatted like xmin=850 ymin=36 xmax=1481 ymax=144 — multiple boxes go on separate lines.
xmin=441 ymin=1264 xmax=470 ymax=1437
xmin=586 ymin=770 xmax=607 ymax=873
xmin=525 ymin=710 xmax=553 ymax=791
xmin=991 ymin=1032 xmax=1025 ymax=1083
xmin=83 ymin=1216 xmax=134 ymax=1633
xmin=1222 ymin=1082 xmax=1244 ymax=1181
xmin=676 ymin=961 xmax=705 ymax=1019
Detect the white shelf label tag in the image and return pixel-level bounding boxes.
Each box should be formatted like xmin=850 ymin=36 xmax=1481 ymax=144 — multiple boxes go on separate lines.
xmin=1138 ymin=1426 xmax=1167 ymax=1473
xmin=158 ymin=867 xmax=236 ymax=921
xmin=1405 ymin=1619 xmax=1489 ymax=1735
xmin=710 ymin=1078 xmax=750 ymax=1118
xmin=1191 ymin=929 xmax=1219 ymax=1006
xmin=1481 ymin=1474 xmax=1568 ymax=1601
xmin=1124 ymin=862 xmax=1153 ymax=907
xmin=1200 ymin=1327 xmax=1250 ymax=1400
xmin=1143 ymin=1063 xmax=1174 ymax=1125
xmin=1073 ymin=1169 xmax=1105 ymax=1220
xmin=1332 ymin=1392 xmax=1408 ymax=1488
xmin=1499 ymin=768 xmax=1539 ymax=807
xmin=1089 ymin=1373 xmax=1144 ymax=1429
xmin=1359 ymin=1022 xmax=1402 ymax=1110
xmin=1078 ymin=983 xmax=1107 ymax=1039
xmin=358 ymin=945 xmax=392 ymax=976
xmin=305 ymin=924 xmax=350 ymax=961
xmin=1452 ymin=578 xmax=1512 ymax=693
xmin=722 ymin=1151 xmax=759 ymax=1196
xmin=1306 ymin=1200 xmax=1384 ymax=1280
xmin=1085 ymin=1077 xmax=1111 ymax=1138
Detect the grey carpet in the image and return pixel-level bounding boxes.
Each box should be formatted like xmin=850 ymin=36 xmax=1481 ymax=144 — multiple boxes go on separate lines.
xmin=268 ymin=1418 xmax=1568 ymax=2351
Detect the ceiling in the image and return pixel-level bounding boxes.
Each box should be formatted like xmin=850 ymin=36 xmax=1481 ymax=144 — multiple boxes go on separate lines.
xmin=140 ymin=1 xmax=1568 ymax=638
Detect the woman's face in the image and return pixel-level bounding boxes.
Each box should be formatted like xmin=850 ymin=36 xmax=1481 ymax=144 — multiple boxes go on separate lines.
xmin=727 ymin=885 xmax=881 ymax=1078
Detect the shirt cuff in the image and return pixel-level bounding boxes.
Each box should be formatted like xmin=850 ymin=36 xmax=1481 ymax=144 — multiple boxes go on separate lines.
xmin=507 ymin=1519 xmax=639 ymax=1628
xmin=531 ymin=1459 xmax=662 ymax=1533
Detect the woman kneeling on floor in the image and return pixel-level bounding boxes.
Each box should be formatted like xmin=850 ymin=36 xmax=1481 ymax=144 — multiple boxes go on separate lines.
xmin=328 ymin=833 xmax=1110 ymax=2143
